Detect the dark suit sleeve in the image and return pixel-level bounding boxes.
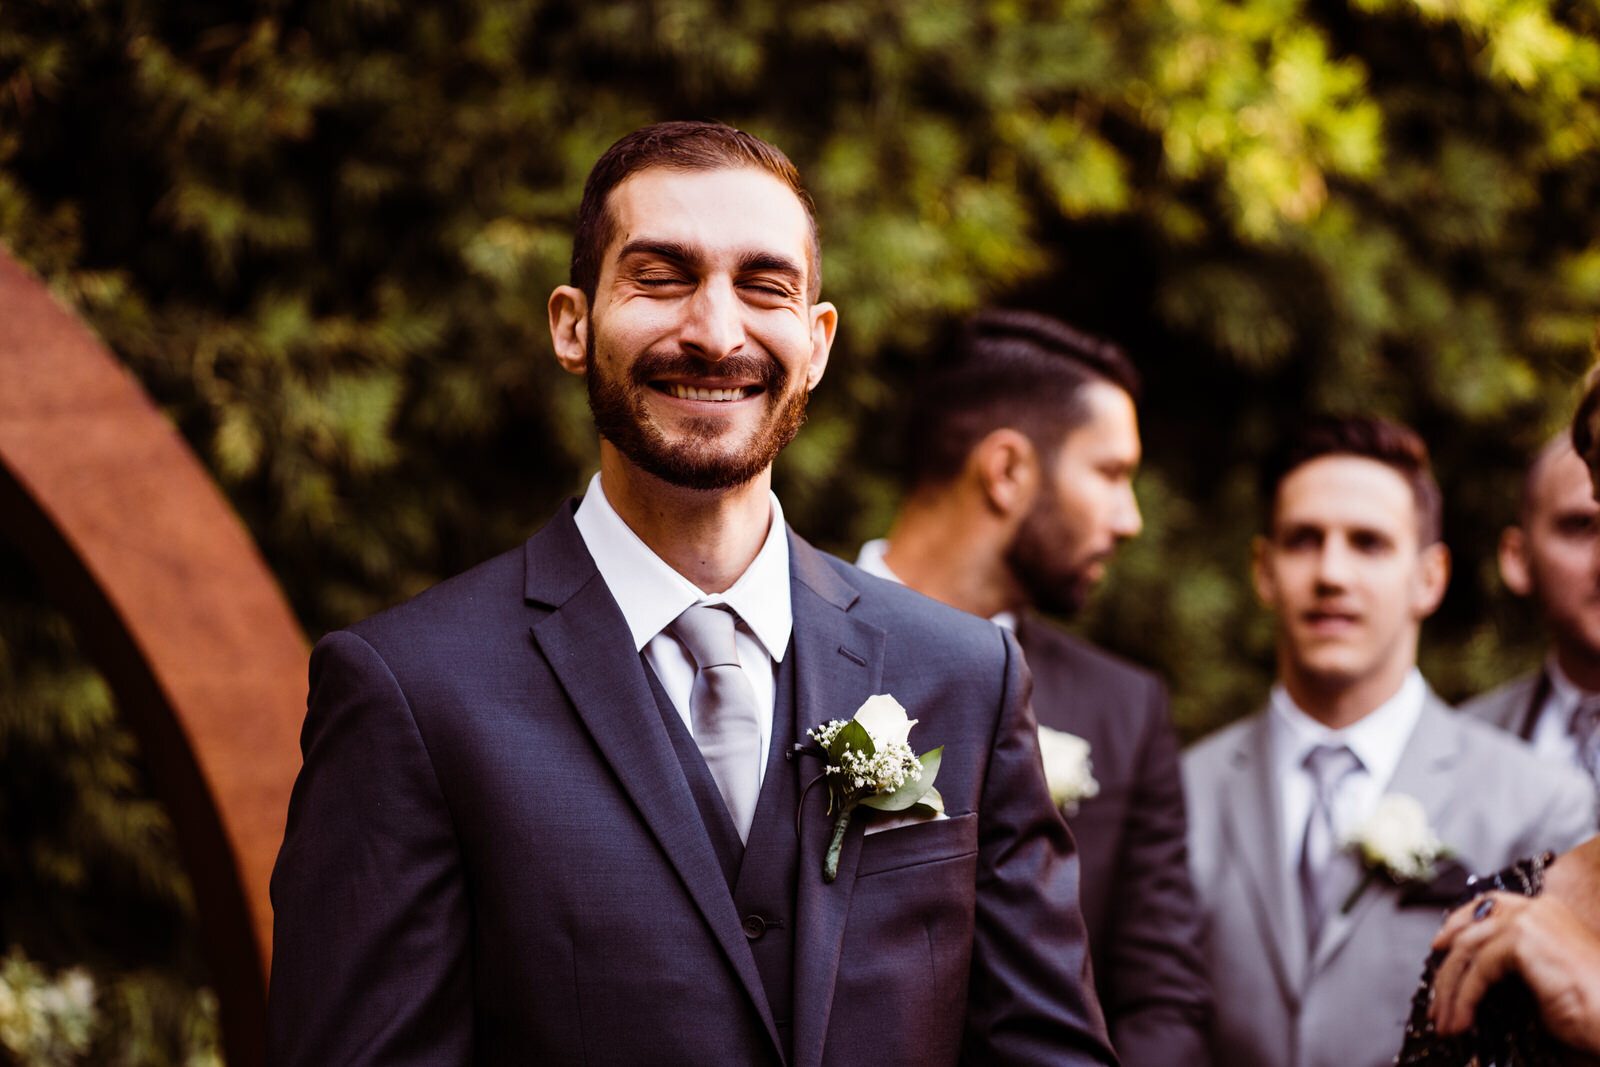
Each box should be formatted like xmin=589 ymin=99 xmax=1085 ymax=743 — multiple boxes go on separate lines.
xmin=1099 ymin=680 xmax=1213 ymax=1066
xmin=961 ymin=628 xmax=1119 ymax=1065
xmin=267 ymin=630 xmax=471 ymax=1066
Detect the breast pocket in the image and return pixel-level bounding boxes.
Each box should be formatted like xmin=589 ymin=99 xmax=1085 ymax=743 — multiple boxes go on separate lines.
xmin=856 ymin=810 xmax=979 ymax=877
xmin=836 ymin=810 xmax=981 ymax=1059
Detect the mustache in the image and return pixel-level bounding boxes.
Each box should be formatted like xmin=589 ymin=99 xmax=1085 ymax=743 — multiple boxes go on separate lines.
xmin=629 ymin=350 xmax=788 ymax=391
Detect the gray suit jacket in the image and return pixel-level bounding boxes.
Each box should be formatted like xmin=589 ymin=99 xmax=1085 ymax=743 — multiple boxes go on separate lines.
xmin=1458 ymin=669 xmax=1545 ymax=739
xmin=1183 ymin=693 xmax=1596 ymax=1067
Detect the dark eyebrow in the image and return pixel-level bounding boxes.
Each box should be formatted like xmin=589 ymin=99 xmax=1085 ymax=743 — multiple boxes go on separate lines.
xmin=616 ymin=239 xmax=696 ymax=266
xmin=736 ymin=251 xmax=805 ymax=285
xmin=614 ymin=240 xmax=805 ymax=287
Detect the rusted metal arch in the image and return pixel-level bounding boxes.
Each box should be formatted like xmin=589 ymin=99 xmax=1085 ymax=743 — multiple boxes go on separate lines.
xmin=0 ymin=247 xmax=306 ymax=1067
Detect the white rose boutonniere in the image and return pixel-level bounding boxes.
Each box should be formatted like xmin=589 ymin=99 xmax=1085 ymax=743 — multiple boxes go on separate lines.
xmin=1037 ymin=726 xmax=1100 ymax=815
xmin=805 ymin=694 xmax=944 ymax=883
xmin=1340 ymin=792 xmax=1451 ymax=912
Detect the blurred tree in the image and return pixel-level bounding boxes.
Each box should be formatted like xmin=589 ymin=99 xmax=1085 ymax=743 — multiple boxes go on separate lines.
xmin=3 ymin=0 xmax=1600 ymax=1053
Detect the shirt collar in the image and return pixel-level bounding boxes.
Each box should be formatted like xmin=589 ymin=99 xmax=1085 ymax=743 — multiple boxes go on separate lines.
xmin=1543 ymin=653 xmax=1598 ymax=724
xmin=572 ymin=472 xmax=792 ymax=661
xmin=1269 ymin=668 xmax=1427 ymax=788
xmin=854 ymin=537 xmax=1016 ymax=630
xmin=855 ymin=538 xmax=899 ymax=583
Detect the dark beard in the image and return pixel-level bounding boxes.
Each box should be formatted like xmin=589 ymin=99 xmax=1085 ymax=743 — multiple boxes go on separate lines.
xmin=585 ymin=332 xmax=809 ymax=491
xmin=1005 ymin=494 xmax=1093 ymax=618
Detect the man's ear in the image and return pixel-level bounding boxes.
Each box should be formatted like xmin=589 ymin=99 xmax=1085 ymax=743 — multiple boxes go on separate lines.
xmin=1412 ymin=541 xmax=1452 ymax=618
xmin=972 ymin=428 xmax=1039 ymax=519
xmin=548 ymin=286 xmax=590 ymax=376
xmin=1498 ymin=526 xmax=1533 ymax=596
xmin=1250 ymin=535 xmax=1278 ymax=610
xmin=804 ymin=301 xmax=837 ymax=392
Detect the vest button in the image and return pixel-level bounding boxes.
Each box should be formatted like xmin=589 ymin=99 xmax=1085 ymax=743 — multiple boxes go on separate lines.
xmin=741 ymin=914 xmax=766 ymax=940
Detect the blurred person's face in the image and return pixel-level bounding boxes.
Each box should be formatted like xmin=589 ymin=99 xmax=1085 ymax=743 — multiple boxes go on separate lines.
xmin=553 ymin=166 xmax=835 ymax=490
xmin=1006 ymin=382 xmax=1143 ymax=615
xmin=1500 ymin=444 xmax=1600 ymax=675
xmin=1253 ymin=455 xmax=1448 ymax=713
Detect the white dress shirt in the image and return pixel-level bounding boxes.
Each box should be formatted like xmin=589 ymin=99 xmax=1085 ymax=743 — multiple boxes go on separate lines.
xmin=1269 ymin=669 xmax=1426 ymax=875
xmin=573 ymin=472 xmax=791 ymax=784
xmin=854 ymin=538 xmax=1018 ymax=632
xmin=1531 ymin=655 xmax=1595 ymax=771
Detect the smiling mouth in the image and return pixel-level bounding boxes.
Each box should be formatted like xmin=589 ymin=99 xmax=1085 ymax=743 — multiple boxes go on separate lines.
xmin=654 ymin=382 xmax=763 ymax=402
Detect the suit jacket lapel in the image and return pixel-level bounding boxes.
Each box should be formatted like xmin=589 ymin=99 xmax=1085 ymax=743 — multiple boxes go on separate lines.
xmin=1518 ymin=669 xmax=1551 ymax=741
xmin=523 ymin=505 xmax=783 ymax=1059
xmin=786 ymin=534 xmax=886 ymax=1067
xmin=1311 ymin=693 xmax=1462 ymax=974
xmin=1221 ymin=713 xmax=1308 ymax=1004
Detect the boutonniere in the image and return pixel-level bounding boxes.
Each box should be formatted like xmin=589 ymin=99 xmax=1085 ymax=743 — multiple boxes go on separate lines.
xmin=1037 ymin=725 xmax=1100 ymax=815
xmin=1341 ymin=792 xmax=1452 ymax=912
xmin=804 ymin=694 xmax=944 ymax=883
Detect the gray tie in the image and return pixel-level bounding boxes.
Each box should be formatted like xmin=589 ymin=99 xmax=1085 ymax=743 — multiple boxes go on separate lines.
xmin=668 ymin=605 xmax=762 ymax=843
xmin=1298 ymin=743 xmax=1363 ymax=950
xmin=1569 ymin=696 xmax=1600 ymax=792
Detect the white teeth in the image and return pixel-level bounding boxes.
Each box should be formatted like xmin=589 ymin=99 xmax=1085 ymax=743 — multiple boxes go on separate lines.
xmin=665 ymin=383 xmax=749 ymax=402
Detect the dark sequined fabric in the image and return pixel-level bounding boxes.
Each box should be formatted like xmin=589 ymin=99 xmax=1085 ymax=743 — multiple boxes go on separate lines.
xmin=1394 ymin=852 xmax=1579 ymax=1067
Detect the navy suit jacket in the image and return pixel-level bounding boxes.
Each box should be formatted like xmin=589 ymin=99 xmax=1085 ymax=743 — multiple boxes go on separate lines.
xmin=267 ymin=502 xmax=1115 ymax=1066
xmin=1017 ymin=618 xmax=1212 ymax=1067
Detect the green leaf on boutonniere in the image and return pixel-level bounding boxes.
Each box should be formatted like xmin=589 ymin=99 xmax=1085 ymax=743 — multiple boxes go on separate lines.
xmin=862 ymin=747 xmax=944 ymax=813
xmin=826 ymin=719 xmax=875 ymax=765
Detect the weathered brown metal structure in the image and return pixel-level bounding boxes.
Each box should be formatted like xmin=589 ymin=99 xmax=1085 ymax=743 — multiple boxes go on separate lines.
xmin=0 ymin=247 xmax=305 ymax=1067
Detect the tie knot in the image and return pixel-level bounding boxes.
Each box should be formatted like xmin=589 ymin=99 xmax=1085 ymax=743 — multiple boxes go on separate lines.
xmin=1303 ymin=743 xmax=1361 ymax=792
xmin=668 ymin=604 xmax=740 ymax=670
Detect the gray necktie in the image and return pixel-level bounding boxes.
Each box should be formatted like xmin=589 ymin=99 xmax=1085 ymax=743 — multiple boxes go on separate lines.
xmin=1570 ymin=696 xmax=1600 ymax=792
xmin=668 ymin=605 xmax=762 ymax=843
xmin=1298 ymin=743 xmax=1363 ymax=950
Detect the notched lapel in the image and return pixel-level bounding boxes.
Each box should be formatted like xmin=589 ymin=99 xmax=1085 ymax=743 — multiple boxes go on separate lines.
xmin=1222 ymin=716 xmax=1307 ymax=1006
xmin=787 ymin=538 xmax=887 ymax=1067
xmin=524 ymin=509 xmax=782 ymax=1059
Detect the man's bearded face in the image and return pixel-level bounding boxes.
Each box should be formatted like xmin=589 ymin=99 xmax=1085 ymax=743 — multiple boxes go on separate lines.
xmin=585 ymin=326 xmax=810 ymax=491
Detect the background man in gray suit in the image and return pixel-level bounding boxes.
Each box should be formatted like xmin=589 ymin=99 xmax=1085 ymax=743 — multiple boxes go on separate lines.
xmin=1183 ymin=415 xmax=1596 ymax=1067
xmin=856 ymin=309 xmax=1212 ymax=1066
xmin=1460 ymin=434 xmax=1600 ymax=796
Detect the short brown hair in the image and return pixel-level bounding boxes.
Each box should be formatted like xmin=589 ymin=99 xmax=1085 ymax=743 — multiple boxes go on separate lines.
xmin=569 ymin=121 xmax=821 ymax=304
xmin=1261 ymin=415 xmax=1444 ymax=545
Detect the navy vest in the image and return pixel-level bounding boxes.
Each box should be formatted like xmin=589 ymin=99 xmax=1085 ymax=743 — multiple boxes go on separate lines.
xmin=645 ymin=649 xmax=800 ymax=1057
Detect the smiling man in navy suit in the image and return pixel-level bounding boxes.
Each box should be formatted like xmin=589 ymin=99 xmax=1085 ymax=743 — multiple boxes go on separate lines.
xmin=266 ymin=121 xmax=1114 ymax=1066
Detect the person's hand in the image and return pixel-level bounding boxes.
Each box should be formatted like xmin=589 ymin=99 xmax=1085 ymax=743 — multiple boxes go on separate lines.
xmin=1428 ymin=890 xmax=1600 ymax=1055
xmin=1546 ymin=836 xmax=1600 ymax=930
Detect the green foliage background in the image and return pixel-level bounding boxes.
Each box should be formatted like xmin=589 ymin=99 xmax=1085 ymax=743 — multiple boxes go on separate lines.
xmin=3 ymin=0 xmax=1600 ymax=1058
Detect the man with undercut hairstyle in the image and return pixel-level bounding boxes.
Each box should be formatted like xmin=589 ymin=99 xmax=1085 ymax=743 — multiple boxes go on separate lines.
xmin=1183 ymin=415 xmax=1594 ymax=1067
xmin=267 ymin=122 xmax=1114 ymax=1066
xmin=1460 ymin=435 xmax=1600 ymax=798
xmin=857 ymin=308 xmax=1212 ymax=1066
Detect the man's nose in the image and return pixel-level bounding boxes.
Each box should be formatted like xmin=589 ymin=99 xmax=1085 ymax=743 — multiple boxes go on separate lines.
xmin=678 ymin=280 xmax=745 ymax=362
xmin=1314 ymin=539 xmax=1352 ymax=588
xmin=1113 ymin=486 xmax=1142 ymax=540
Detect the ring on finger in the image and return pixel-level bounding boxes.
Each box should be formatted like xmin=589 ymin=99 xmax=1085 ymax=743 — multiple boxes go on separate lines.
xmin=1472 ymin=896 xmax=1495 ymax=922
